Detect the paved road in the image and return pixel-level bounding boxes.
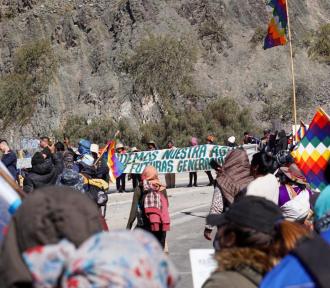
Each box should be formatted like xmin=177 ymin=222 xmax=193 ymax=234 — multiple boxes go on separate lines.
xmin=106 ymin=172 xmax=216 ymax=287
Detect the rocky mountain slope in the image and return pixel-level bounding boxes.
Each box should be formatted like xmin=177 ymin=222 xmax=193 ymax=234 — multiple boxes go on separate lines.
xmin=0 ymin=0 xmax=329 ymax=144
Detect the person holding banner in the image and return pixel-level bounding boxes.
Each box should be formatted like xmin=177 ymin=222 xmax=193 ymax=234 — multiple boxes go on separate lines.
xmin=205 ymin=135 xmax=215 ymax=186
xmin=147 ymin=140 xmax=157 ymax=151
xmin=188 ymin=137 xmax=198 ymax=187
xmin=165 ymin=140 xmax=176 ymax=189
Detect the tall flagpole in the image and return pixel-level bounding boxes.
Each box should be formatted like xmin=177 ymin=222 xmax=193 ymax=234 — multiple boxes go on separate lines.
xmin=285 ymin=0 xmax=298 ymax=138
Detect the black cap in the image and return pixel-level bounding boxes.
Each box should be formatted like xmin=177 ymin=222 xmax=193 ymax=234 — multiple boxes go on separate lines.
xmin=207 ymin=196 xmax=283 ymax=235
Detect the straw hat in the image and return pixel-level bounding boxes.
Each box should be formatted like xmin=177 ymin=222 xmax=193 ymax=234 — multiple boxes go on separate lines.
xmin=116 ymin=143 xmax=124 ymax=150
xmin=131 ymin=147 xmax=139 ymax=152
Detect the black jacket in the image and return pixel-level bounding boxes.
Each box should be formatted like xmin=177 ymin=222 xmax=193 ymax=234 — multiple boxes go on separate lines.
xmin=23 ymin=158 xmax=62 ymax=193
xmin=1 ymin=151 xmax=17 ymax=179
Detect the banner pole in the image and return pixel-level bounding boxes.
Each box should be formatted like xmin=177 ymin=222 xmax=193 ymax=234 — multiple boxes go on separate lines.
xmin=286 ymin=0 xmax=298 ymax=138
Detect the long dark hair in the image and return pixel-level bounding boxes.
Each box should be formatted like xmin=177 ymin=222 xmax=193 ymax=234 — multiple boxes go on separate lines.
xmin=215 ymin=221 xmax=310 ymax=274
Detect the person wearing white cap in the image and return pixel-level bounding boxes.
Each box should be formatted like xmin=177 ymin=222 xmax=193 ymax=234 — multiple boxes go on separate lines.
xmin=90 ymin=144 xmax=100 ymax=162
xmin=116 ymin=143 xmax=126 ymax=192
xmin=227 ymin=136 xmax=237 ymax=148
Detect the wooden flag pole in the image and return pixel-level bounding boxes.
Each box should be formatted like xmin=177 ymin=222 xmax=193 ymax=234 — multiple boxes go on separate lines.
xmin=285 ymin=0 xmax=298 ymax=137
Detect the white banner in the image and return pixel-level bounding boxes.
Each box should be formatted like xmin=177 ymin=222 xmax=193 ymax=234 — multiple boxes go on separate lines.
xmin=118 ymin=144 xmax=258 ymax=174
xmin=17 ymin=158 xmax=32 ymax=169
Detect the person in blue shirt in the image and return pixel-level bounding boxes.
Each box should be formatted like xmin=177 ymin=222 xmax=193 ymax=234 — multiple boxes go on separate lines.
xmin=260 ymin=162 xmax=330 ymax=288
xmin=0 ymin=139 xmax=17 ymax=179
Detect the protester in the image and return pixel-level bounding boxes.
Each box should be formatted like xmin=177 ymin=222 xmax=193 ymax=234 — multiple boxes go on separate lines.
xmin=205 ymin=135 xmax=215 ymax=186
xmin=23 ymin=151 xmax=62 ymax=193
xmin=20 ymin=230 xmax=178 ymax=288
xmin=54 ymin=141 xmax=65 ymax=173
xmin=91 ymin=143 xmax=109 ymax=181
xmin=165 ymin=140 xmax=176 ymax=189
xmin=261 ymin=129 xmax=271 ymax=148
xmin=130 ymin=147 xmax=141 ymax=189
xmin=243 ymin=132 xmax=252 ymax=144
xmin=56 ymin=151 xmax=85 ymax=193
xmin=116 ymin=143 xmax=127 ymax=192
xmin=75 ymin=154 xmax=95 ymax=176
xmin=78 ymin=139 xmax=92 ymax=156
xmin=90 ymin=143 xmax=100 ymax=162
xmin=127 ymin=166 xmax=170 ymax=249
xmin=147 ymin=140 xmax=157 ymax=151
xmin=203 ymin=196 xmax=310 ymax=288
xmin=0 ymin=139 xmax=17 ymax=179
xmin=260 ymin=163 xmax=330 ymax=288
xmin=204 ymin=149 xmax=254 ymax=240
xmin=39 ymin=136 xmax=53 ymax=159
xmin=276 ymin=130 xmax=288 ymax=153
xmin=246 ymin=152 xmax=279 ymax=204
xmin=227 ymin=136 xmax=237 ymax=147
xmin=277 ymin=163 xmax=312 ymax=222
xmin=188 ymin=137 xmax=198 ymax=187
xmin=0 ymin=186 xmax=104 ymax=287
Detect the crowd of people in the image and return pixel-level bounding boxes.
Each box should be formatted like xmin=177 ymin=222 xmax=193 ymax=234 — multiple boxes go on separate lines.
xmin=0 ymin=128 xmax=329 ymax=288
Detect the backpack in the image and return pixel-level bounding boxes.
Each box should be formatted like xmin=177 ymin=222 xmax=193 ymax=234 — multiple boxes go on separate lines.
xmin=81 ymin=175 xmax=109 ymax=215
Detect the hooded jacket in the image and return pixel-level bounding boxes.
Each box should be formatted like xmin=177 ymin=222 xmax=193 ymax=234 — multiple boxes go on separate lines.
xmin=1 ymin=150 xmax=17 ymax=179
xmin=23 ymin=157 xmax=62 ymax=193
xmin=0 ymin=186 xmax=103 ymax=288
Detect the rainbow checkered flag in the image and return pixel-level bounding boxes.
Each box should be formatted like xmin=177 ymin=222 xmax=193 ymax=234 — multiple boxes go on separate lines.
xmin=107 ymin=141 xmax=124 ymax=183
xmin=292 ymin=108 xmax=330 ymax=191
xmin=295 ymin=120 xmax=307 ymax=143
xmin=264 ymin=0 xmax=288 ymax=49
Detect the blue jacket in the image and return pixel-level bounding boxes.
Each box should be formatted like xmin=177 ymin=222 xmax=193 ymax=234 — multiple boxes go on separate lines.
xmin=1 ymin=151 xmax=17 ymax=179
xmin=260 ymin=229 xmax=330 ymax=288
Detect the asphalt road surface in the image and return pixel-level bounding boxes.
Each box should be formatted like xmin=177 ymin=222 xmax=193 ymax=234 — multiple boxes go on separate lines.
xmin=106 ymin=172 xmax=216 ymax=288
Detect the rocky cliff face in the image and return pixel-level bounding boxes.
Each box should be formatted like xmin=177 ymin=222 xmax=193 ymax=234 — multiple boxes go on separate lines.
xmin=0 ymin=0 xmax=329 ymax=144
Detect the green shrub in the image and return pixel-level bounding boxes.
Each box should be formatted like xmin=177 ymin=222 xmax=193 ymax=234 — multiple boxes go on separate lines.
xmin=141 ymin=97 xmax=255 ymax=147
xmin=0 ymin=39 xmax=57 ymax=126
xmin=122 ymin=34 xmax=198 ymax=100
xmin=308 ymin=24 xmax=330 ymax=64
xmin=54 ymin=116 xmax=140 ymax=147
xmin=56 ymin=98 xmax=255 ymax=149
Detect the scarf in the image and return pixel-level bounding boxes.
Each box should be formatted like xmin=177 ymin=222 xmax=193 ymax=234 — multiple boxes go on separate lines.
xmin=141 ymin=166 xmax=166 ymax=192
xmin=22 ymin=230 xmax=178 ymax=288
xmin=216 ymin=149 xmax=254 ymax=204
